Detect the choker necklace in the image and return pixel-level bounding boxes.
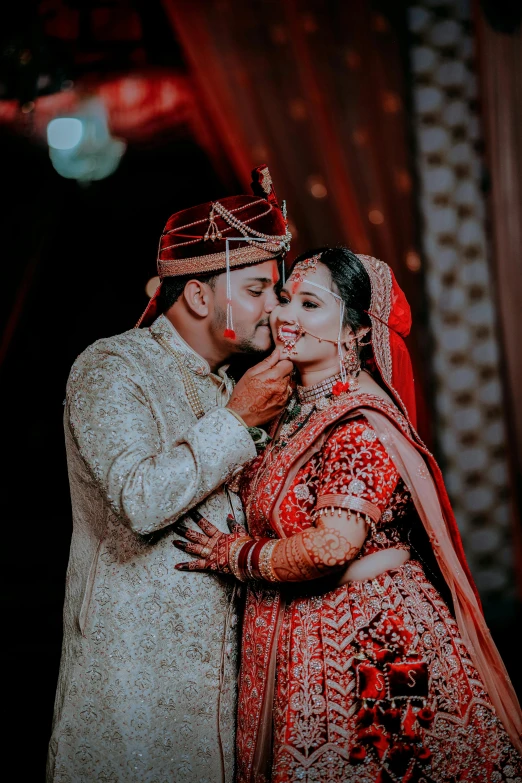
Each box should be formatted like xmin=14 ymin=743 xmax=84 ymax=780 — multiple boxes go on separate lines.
xmin=297 ymin=372 xmax=344 ymax=404
xmin=297 ymin=369 xmax=362 ymax=406
xmin=274 ymin=371 xmax=359 ymax=450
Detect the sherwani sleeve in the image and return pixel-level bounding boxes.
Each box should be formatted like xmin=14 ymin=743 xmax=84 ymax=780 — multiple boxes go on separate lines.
xmin=66 ymin=348 xmax=256 ymax=535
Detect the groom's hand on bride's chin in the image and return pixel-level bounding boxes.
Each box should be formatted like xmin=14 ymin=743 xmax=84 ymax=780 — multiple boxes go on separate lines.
xmin=226 ymin=348 xmax=293 ymax=428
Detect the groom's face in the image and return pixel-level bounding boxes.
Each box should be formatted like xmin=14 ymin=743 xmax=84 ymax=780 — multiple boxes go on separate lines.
xmin=211 ymin=260 xmax=280 ymax=354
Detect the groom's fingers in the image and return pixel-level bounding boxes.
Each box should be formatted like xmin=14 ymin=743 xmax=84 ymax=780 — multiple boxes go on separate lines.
xmin=248 ymin=347 xmax=284 ymax=376
xmin=267 ymin=358 xmax=294 ymax=378
xmin=250 ymin=349 xmax=294 ymax=381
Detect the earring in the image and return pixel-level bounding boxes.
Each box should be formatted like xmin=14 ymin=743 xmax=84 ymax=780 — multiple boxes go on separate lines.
xmin=343 ymin=338 xmax=361 ymax=392
xmin=344 ymin=339 xmax=360 ymax=375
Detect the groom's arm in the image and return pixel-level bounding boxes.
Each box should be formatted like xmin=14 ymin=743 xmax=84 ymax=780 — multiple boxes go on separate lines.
xmin=65 ymin=346 xmax=256 ymax=536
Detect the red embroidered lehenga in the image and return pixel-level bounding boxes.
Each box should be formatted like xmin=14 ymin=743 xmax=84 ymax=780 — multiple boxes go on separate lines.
xmin=235 ymin=256 xmax=522 ymax=783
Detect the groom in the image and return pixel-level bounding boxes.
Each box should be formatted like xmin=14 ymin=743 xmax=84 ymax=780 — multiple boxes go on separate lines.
xmin=47 ymin=167 xmax=293 ymax=783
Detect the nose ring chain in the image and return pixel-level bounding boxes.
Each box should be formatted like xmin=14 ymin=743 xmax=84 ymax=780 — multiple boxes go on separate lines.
xmin=278 ymin=321 xmax=305 ymax=355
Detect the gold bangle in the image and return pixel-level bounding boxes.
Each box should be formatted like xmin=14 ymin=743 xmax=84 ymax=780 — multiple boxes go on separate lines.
xmin=258 ymin=540 xmax=280 ymax=583
xmin=228 ymin=536 xmax=251 ymax=581
xmin=225 ymin=408 xmax=248 ymax=429
xmin=315 ymin=494 xmax=381 ymax=523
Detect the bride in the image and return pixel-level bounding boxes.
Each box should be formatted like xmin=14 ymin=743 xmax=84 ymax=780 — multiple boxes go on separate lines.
xmin=175 ymin=247 xmax=522 ymax=783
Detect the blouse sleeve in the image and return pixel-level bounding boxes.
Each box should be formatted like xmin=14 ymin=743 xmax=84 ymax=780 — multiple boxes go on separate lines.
xmin=314 ymin=417 xmax=400 ymax=526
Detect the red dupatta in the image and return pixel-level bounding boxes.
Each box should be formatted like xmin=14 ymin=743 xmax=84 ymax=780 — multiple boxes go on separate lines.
xmin=355 ymin=253 xmax=480 ymax=605
xmin=353 ymin=254 xmax=522 ymax=754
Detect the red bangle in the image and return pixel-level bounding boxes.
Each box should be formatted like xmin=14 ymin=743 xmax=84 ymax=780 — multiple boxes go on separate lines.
xmin=249 ymin=538 xmax=270 ymax=580
xmin=237 ymin=539 xmax=257 ymax=581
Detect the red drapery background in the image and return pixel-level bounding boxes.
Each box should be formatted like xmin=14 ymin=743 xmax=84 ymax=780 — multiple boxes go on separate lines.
xmin=475 ymin=4 xmax=522 ymax=595
xmin=162 ymin=0 xmax=433 ymax=444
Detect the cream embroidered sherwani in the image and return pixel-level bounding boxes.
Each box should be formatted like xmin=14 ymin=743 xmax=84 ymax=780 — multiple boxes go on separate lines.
xmin=47 ymin=315 xmax=256 ymax=783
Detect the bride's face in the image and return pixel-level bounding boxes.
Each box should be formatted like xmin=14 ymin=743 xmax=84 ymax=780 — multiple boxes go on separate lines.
xmin=270 ymin=261 xmax=349 ymax=370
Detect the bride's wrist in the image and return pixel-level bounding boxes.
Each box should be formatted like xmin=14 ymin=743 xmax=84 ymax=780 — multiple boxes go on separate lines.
xmin=256 ymin=539 xmax=280 ymax=582
xmin=228 ymin=536 xmax=252 ymax=581
xmin=229 ymin=537 xmax=280 ymax=582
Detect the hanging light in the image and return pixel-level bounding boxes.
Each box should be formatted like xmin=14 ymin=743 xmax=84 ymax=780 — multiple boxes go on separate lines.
xmin=47 ymin=118 xmax=83 ymax=150
xmin=46 ymin=98 xmax=126 ymax=182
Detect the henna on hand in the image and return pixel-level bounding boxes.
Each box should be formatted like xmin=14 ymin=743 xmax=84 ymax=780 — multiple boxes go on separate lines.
xmin=175 ymin=522 xmax=208 ymax=548
xmin=174 ymin=512 xmax=250 ymax=575
xmin=303 ymin=526 xmax=361 ymax=569
xmin=229 ymin=376 xmax=289 ymax=416
xmin=174 ymin=508 xmax=362 ymax=584
xmin=269 ymin=524 xmax=361 ymax=582
xmin=227 ymin=349 xmax=293 ymax=427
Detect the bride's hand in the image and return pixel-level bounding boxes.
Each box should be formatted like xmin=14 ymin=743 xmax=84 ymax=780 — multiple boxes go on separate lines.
xmin=173 ymin=509 xmax=250 ymax=573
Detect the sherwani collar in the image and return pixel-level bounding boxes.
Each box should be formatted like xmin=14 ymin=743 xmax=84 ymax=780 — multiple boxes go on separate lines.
xmin=149 ymin=314 xmax=231 ymax=382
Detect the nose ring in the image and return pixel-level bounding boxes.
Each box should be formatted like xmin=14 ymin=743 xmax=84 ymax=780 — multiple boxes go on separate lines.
xmin=278 ymin=321 xmax=305 ymax=355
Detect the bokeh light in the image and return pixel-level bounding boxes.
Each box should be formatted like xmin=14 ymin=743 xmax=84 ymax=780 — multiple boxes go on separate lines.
xmin=368 ymin=209 xmax=384 ymax=225
xmin=47 ymin=117 xmax=83 ymax=150
xmin=406 ymin=251 xmax=422 ymax=271
xmin=145 ymin=276 xmax=161 ymax=298
xmin=307 ymin=175 xmax=328 ymax=199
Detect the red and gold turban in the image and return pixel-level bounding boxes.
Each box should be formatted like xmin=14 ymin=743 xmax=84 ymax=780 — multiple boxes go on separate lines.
xmin=136 ymin=165 xmax=291 ymax=329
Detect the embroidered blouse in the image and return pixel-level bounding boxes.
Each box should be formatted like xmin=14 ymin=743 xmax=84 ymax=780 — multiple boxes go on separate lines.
xmin=275 ymin=418 xmax=413 ymax=555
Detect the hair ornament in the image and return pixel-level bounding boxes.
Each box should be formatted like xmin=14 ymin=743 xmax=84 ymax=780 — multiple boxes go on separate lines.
xmin=288 ymin=253 xmax=322 ymax=288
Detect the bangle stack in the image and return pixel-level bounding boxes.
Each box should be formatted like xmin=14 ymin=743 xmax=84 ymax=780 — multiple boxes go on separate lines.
xmin=229 ymin=536 xmax=251 ymax=581
xmin=238 ymin=539 xmax=258 ymax=579
xmin=257 ymin=539 xmax=280 ymax=582
xmin=228 ymin=537 xmax=280 ymax=582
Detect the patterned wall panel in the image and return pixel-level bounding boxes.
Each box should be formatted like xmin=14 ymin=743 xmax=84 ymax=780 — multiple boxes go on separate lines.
xmin=408 ymin=0 xmax=514 ymax=601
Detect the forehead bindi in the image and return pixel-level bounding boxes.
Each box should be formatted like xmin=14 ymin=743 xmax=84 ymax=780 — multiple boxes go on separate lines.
xmin=289 ymin=261 xmax=332 ymax=294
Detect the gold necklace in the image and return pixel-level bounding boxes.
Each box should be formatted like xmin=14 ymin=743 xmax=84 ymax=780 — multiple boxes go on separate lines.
xmin=152 ymin=332 xmax=206 ymax=419
xmin=297 ymin=372 xmax=343 ymax=405
xmin=297 ymin=369 xmax=361 ymax=404
xmin=245 ymin=399 xmax=316 ymax=523
xmin=276 ymin=398 xmax=315 ymax=445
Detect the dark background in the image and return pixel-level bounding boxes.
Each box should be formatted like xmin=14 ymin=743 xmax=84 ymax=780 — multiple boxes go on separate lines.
xmin=0 ymin=3 xmax=241 ymax=776
xmin=1 ymin=1 xmax=521 ymax=780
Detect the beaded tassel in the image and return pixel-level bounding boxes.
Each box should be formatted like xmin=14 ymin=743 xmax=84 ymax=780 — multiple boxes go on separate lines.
xmin=198 ymin=199 xmax=291 ymax=341
xmin=338 ymin=300 xmax=347 ymax=385
xmin=224 ymin=238 xmax=236 ymax=339
xmin=203 ymin=206 xmax=222 ymax=242
xmin=135 ymin=282 xmax=161 ymax=329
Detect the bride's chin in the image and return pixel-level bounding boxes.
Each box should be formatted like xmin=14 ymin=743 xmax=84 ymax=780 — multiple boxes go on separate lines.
xmin=289 ymin=356 xmax=307 ymax=370
xmin=292 ymin=344 xmax=330 ymax=365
